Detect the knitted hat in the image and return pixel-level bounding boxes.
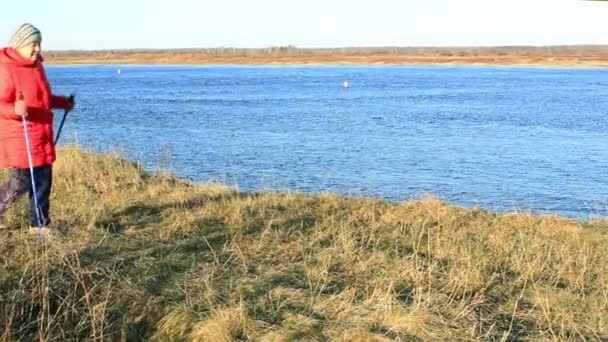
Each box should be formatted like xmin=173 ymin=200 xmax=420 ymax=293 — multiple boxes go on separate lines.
xmin=9 ymin=23 xmax=42 ymax=49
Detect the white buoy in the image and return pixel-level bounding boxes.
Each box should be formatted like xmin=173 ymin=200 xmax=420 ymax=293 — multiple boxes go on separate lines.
xmin=117 ymin=68 xmax=121 ymax=74
xmin=343 ymin=80 xmax=350 ymax=89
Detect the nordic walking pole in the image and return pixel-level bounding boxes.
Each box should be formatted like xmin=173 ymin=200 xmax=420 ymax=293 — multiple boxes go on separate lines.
xmin=54 ymin=94 xmax=75 ymax=145
xmin=19 ymin=93 xmax=45 ymax=242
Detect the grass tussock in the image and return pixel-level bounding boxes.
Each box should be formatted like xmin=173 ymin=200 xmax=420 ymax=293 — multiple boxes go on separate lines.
xmin=0 ymin=146 xmax=606 ymax=341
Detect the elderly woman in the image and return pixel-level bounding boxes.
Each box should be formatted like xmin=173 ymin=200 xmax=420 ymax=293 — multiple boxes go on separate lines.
xmin=0 ymin=23 xmax=75 ymax=229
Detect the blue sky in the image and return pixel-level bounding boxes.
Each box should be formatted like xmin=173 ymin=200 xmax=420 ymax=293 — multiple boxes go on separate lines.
xmin=1 ymin=0 xmax=607 ymax=50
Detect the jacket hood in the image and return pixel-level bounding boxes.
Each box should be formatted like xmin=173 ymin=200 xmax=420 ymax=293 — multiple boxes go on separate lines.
xmin=0 ymin=47 xmax=42 ymax=67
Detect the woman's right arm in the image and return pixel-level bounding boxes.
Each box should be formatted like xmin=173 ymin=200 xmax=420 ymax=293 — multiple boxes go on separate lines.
xmin=0 ymin=65 xmax=17 ymax=119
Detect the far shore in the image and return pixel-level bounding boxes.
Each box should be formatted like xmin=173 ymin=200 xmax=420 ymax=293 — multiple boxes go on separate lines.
xmin=43 ymin=46 xmax=608 ymax=67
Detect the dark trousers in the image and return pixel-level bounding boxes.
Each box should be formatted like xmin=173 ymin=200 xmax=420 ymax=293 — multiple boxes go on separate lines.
xmin=0 ymin=165 xmax=53 ymax=226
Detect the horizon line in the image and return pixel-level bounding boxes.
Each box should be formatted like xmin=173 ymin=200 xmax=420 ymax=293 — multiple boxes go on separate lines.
xmin=44 ymin=44 xmax=608 ymax=53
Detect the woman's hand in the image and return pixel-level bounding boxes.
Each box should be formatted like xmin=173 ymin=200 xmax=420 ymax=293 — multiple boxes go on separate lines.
xmin=65 ymin=96 xmax=75 ymax=112
xmin=14 ymin=97 xmax=27 ymax=117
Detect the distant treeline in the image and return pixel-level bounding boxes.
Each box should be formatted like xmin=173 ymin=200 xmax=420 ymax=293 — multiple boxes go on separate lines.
xmin=45 ymin=45 xmax=608 ymax=58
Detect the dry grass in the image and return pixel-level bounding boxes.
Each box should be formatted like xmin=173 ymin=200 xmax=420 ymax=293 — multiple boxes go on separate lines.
xmin=0 ymin=146 xmax=606 ymax=341
xmin=43 ymin=46 xmax=608 ymax=66
xmin=44 ymin=54 xmax=608 ymax=67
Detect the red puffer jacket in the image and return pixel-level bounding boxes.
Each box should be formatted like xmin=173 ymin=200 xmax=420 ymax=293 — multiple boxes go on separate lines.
xmin=0 ymin=47 xmax=71 ymax=168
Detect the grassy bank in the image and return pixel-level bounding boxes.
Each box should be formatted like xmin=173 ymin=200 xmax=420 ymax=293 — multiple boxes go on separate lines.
xmin=0 ymin=147 xmax=606 ymax=341
xmin=43 ymin=46 xmax=608 ymax=67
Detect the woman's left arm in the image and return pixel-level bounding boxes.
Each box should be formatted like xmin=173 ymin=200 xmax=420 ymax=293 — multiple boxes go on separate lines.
xmin=51 ymin=95 xmax=74 ymax=111
xmin=39 ymin=64 xmax=75 ymax=111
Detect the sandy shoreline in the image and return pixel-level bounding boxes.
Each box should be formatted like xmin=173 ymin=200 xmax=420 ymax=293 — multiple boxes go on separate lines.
xmin=44 ymin=54 xmax=608 ymax=67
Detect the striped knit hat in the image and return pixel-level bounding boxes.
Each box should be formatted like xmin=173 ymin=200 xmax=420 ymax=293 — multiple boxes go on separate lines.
xmin=9 ymin=23 xmax=42 ymax=49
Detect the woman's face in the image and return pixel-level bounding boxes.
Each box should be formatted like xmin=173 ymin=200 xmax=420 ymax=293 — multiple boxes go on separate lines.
xmin=16 ymin=42 xmax=41 ymax=62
